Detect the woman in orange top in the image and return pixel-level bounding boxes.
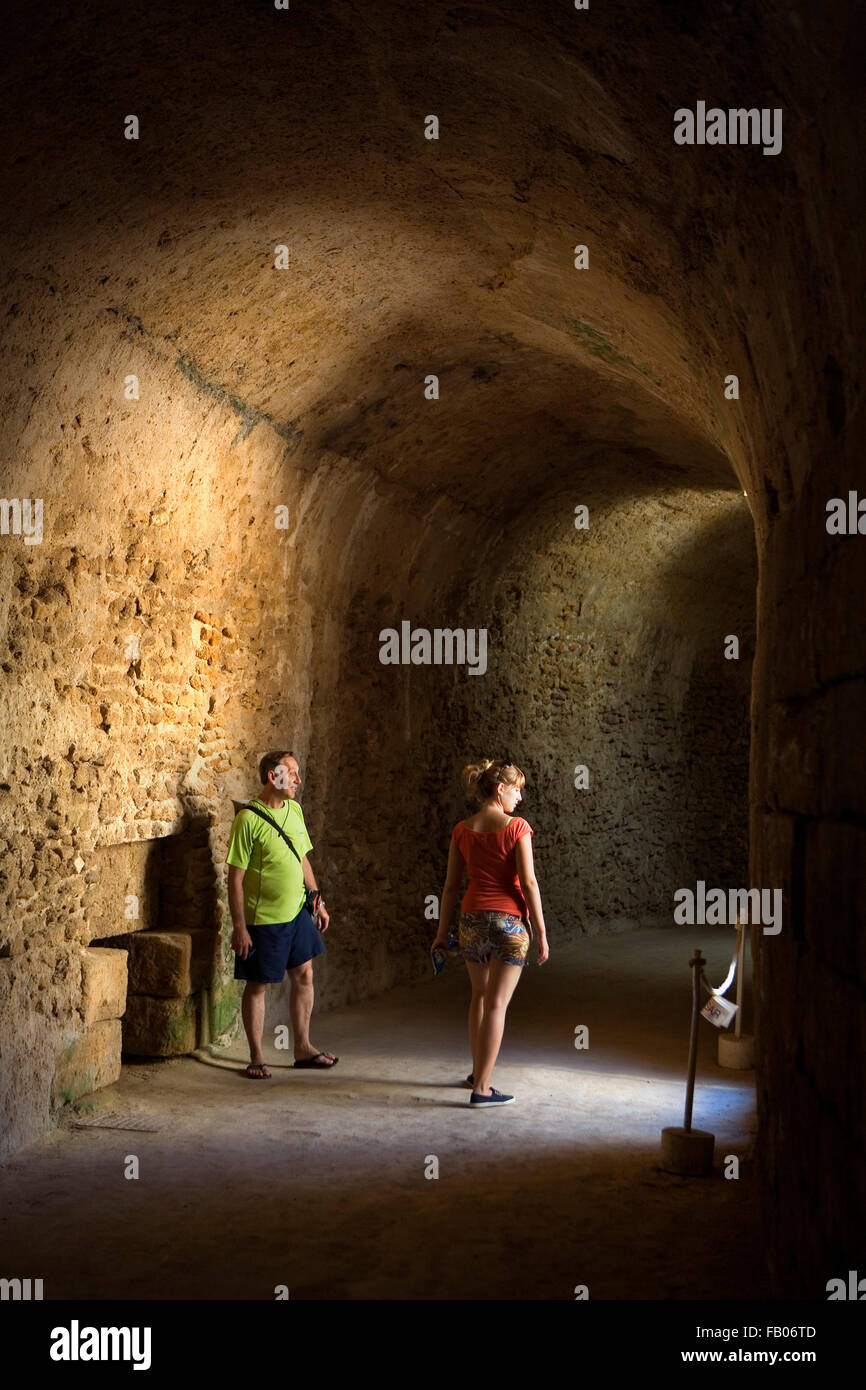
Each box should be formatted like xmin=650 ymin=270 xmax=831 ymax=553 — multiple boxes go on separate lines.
xmin=432 ymin=758 xmax=550 ymax=1106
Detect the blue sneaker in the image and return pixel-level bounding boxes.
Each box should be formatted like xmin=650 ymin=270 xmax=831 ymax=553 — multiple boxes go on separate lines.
xmin=470 ymin=1087 xmax=515 ymax=1106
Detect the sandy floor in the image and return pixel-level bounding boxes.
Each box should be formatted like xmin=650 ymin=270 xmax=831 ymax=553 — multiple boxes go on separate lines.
xmin=0 ymin=927 xmax=764 ymax=1300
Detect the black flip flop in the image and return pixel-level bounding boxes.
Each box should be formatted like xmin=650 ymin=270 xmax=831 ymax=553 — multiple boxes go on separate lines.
xmin=293 ymin=1051 xmax=339 ymax=1069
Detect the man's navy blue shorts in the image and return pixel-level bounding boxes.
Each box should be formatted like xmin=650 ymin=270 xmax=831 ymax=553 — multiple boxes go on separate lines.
xmin=234 ymin=905 xmax=325 ymax=983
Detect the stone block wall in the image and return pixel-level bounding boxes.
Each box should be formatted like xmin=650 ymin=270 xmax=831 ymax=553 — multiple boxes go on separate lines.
xmin=98 ymin=815 xmax=227 ymax=1055
xmin=51 ymin=948 xmax=127 ymax=1105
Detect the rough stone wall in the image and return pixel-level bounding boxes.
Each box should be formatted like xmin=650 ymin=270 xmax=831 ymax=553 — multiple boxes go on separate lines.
xmin=750 ymin=439 xmax=866 ymax=1291
xmin=276 ymin=477 xmax=754 ymax=1042
xmin=460 ymin=483 xmax=756 ymax=937
xmin=0 ymin=304 xmax=318 ymax=1154
xmin=0 ymin=0 xmax=861 ymax=1295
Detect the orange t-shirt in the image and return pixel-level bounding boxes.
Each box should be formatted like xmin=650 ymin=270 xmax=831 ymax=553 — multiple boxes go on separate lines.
xmin=452 ymin=816 xmax=533 ymax=917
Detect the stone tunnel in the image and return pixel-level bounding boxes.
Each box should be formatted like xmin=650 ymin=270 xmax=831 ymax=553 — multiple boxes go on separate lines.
xmin=0 ymin=0 xmax=862 ymax=1303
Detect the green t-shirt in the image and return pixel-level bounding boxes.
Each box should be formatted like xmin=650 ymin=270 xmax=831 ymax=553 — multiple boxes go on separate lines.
xmin=225 ymin=797 xmax=313 ymax=925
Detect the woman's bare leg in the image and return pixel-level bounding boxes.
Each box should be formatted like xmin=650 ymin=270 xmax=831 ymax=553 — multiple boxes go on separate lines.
xmin=465 ymin=961 xmax=488 ymax=1073
xmin=473 ymin=958 xmax=523 ymax=1095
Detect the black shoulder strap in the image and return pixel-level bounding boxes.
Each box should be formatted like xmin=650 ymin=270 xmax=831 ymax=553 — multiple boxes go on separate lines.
xmin=243 ymin=802 xmax=302 ymax=864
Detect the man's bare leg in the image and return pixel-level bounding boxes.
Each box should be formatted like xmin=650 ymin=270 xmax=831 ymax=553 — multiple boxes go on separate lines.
xmin=241 ymin=980 xmax=271 ymax=1077
xmin=288 ymin=959 xmax=336 ymax=1064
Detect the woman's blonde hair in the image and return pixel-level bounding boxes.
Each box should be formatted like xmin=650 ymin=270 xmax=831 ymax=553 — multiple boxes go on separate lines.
xmin=462 ymin=758 xmax=525 ymax=806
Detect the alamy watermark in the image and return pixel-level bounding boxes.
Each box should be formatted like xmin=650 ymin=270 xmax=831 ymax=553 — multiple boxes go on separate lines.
xmin=826 ymin=492 xmax=866 ymax=534
xmin=49 ymin=1321 xmax=151 ymax=1370
xmin=827 ymin=1270 xmax=866 ymax=1299
xmin=1 ymin=1276 xmax=43 ymax=1299
xmin=674 ymin=102 xmax=782 ymax=156
xmin=673 ymin=881 xmax=782 ymax=934
xmin=379 ymin=622 xmax=488 ymax=675
xmin=0 ymin=497 xmax=42 ymax=544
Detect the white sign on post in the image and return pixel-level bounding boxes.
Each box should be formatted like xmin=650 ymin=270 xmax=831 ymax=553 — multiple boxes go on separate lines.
xmin=701 ymin=994 xmax=739 ymax=1029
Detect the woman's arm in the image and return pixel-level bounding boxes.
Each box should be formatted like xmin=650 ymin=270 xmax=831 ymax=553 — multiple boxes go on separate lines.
xmin=432 ymin=837 xmax=465 ymax=949
xmin=515 ymin=835 xmax=550 ymax=964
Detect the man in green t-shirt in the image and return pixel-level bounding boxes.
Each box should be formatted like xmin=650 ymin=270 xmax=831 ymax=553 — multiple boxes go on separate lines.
xmin=226 ymin=750 xmax=338 ymax=1077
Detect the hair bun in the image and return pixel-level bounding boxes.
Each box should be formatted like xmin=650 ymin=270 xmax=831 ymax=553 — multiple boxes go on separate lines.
xmin=461 ymin=757 xmax=525 ymax=806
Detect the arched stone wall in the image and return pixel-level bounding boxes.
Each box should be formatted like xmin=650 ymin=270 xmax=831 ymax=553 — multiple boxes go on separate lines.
xmin=0 ymin=0 xmax=861 ymax=1295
